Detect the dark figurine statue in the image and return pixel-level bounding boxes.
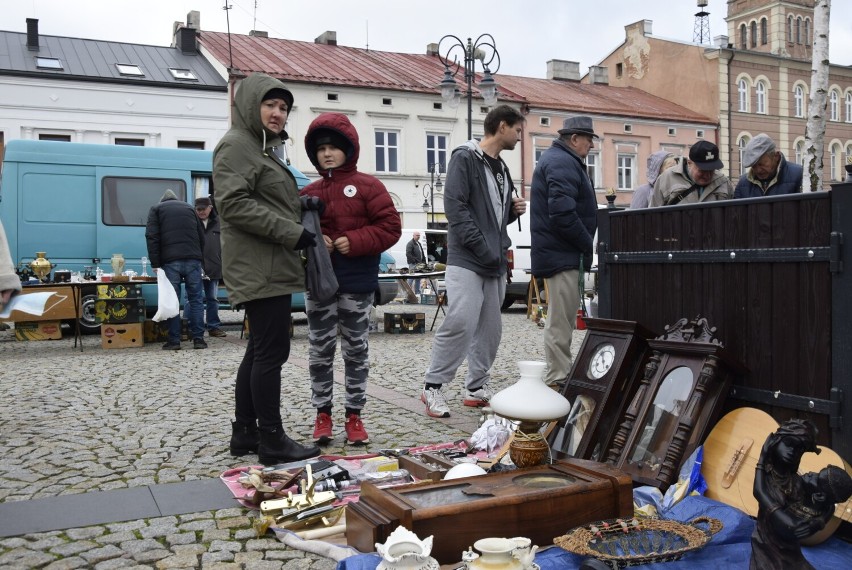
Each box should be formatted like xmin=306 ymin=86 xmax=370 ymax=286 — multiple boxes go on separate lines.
xmin=750 ymin=419 xmax=852 ymax=569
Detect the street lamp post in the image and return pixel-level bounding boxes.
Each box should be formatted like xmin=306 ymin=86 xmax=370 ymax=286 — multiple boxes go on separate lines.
xmin=421 ymin=163 xmax=443 ymax=228
xmin=437 ymin=34 xmax=500 ymax=140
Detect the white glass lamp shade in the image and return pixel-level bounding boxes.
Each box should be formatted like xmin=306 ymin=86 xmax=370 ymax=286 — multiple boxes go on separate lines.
xmin=489 ymin=361 xmax=571 ymax=422
xmin=439 ymin=67 xmax=457 ymax=102
xmin=478 ymin=70 xmax=498 ymax=106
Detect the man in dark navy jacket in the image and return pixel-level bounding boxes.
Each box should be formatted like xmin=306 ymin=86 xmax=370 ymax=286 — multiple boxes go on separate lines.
xmin=145 ymin=189 xmax=207 ymax=350
xmin=734 ymin=134 xmax=803 ymax=198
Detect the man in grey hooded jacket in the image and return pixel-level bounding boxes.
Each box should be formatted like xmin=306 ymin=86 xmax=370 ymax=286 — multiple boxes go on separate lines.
xmin=420 ymin=105 xmax=527 ymax=418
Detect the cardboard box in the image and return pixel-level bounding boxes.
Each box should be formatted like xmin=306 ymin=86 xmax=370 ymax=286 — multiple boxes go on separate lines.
xmin=101 ymin=323 xmax=144 ymax=349
xmin=143 ymin=319 xmax=170 ymax=342
xmin=96 ymin=283 xmax=143 ymax=299
xmin=93 ymin=298 xmax=145 ymax=324
xmin=383 ymin=312 xmax=425 ymax=334
xmin=1 ymin=286 xmax=80 ymax=322
xmin=15 ymin=320 xmax=63 ymax=341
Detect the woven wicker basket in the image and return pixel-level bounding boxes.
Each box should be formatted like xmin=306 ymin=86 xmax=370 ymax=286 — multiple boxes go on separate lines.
xmin=553 ymin=516 xmax=722 ymax=568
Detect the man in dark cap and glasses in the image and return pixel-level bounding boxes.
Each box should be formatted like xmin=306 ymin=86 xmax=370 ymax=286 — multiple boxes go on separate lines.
xmin=650 ymin=140 xmax=733 ymax=206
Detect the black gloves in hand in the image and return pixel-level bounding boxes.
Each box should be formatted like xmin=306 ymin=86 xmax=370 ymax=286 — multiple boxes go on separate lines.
xmin=300 ymin=196 xmax=326 ymax=216
xmin=294 ymin=228 xmax=317 ymax=250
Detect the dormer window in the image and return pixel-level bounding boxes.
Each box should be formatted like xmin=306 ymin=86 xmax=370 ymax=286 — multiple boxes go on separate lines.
xmin=116 ymin=63 xmax=144 ymax=76
xmin=36 ymin=57 xmax=62 ymax=70
xmin=169 ymin=68 xmax=198 ymax=81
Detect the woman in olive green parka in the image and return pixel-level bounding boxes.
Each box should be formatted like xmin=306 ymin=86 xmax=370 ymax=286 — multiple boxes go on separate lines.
xmin=213 ymin=73 xmax=320 ymax=465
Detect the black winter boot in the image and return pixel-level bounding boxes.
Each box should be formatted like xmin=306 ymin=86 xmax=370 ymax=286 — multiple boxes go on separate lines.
xmin=258 ymin=425 xmax=321 ymax=465
xmin=230 ymin=421 xmax=260 ymax=456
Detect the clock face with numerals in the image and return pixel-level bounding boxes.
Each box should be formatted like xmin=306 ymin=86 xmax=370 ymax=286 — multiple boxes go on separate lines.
xmin=587 ymin=343 xmax=616 ymax=379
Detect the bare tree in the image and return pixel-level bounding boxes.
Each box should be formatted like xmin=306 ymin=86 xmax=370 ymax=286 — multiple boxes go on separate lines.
xmin=804 ymin=0 xmax=831 ymax=192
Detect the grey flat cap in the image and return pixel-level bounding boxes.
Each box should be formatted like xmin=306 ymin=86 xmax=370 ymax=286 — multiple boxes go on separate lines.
xmin=743 ymin=134 xmax=776 ymax=168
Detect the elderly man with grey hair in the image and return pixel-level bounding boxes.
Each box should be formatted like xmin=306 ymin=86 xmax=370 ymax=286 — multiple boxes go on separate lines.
xmin=734 ymin=134 xmax=803 ymax=198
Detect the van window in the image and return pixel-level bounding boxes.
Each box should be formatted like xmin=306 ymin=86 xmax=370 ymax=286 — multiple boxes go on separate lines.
xmin=102 ymin=177 xmax=187 ymax=226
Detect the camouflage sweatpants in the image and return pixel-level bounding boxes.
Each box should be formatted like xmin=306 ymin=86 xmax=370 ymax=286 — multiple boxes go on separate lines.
xmin=305 ymin=291 xmax=373 ymax=411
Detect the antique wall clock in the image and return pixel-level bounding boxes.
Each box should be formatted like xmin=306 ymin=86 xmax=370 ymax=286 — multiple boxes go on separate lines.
xmin=605 ymin=316 xmax=748 ymax=489
xmin=548 ymin=318 xmax=656 ymax=462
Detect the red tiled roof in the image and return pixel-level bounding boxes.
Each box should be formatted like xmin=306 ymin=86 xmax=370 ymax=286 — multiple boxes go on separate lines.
xmin=199 ymin=30 xmax=712 ymax=124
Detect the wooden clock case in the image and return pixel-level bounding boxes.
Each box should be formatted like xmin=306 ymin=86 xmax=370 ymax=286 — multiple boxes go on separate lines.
xmin=345 ymin=457 xmax=633 ymax=564
xmin=548 ymin=318 xmax=656 ymax=461
xmin=605 ymin=316 xmax=748 ymax=488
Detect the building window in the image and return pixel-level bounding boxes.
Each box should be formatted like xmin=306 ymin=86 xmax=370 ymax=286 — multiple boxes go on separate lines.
xmin=178 ymin=140 xmax=205 ymax=150
xmin=534 ymin=147 xmax=547 ymax=168
xmin=169 ymin=68 xmax=197 ymax=81
xmin=539 ymin=117 xmax=550 ymax=127
xmin=739 ymin=137 xmax=750 ymax=176
xmin=846 ymin=92 xmax=852 ymax=123
xmin=426 ymin=133 xmax=448 ymax=173
xmin=36 ymin=57 xmax=63 ymax=70
xmin=615 ymin=63 xmax=623 ymax=78
xmin=795 ymin=140 xmax=805 ymax=166
xmin=750 ymin=21 xmax=757 ymax=48
xmin=115 ymin=63 xmax=144 ymax=76
xmin=617 ymin=153 xmax=636 ymax=190
xmin=788 ymin=17 xmax=793 ymax=42
xmin=830 ymin=90 xmax=839 ymax=121
xmin=756 ymin=81 xmax=767 ymax=114
xmin=796 ymin=17 xmax=802 ymax=44
xmin=375 ymin=129 xmax=399 ymax=173
xmin=623 ymin=124 xmax=633 ymax=133
xmin=587 ymin=152 xmax=600 ymax=188
xmin=38 ymin=133 xmax=71 ymax=142
xmin=805 ymin=19 xmax=811 ymax=45
xmin=668 ymin=127 xmax=677 ymax=136
xmin=794 ymin=85 xmax=805 ymax=118
xmin=696 ymin=129 xmax=705 ymax=138
xmin=740 ymin=24 xmax=747 ymax=50
xmin=760 ymin=18 xmax=768 ymax=45
xmin=846 ymin=145 xmax=852 ymax=173
xmin=115 ymin=138 xmax=144 ymax=146
xmin=327 ymin=93 xmax=339 ymax=102
xmin=738 ymin=79 xmax=749 ymax=112
xmin=830 ymin=144 xmax=839 ymax=181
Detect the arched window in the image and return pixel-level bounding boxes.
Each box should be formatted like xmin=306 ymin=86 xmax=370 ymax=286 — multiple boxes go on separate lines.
xmin=756 ymin=81 xmax=767 ymax=114
xmin=740 ymin=24 xmax=748 ymax=49
xmin=750 ymin=21 xmax=758 ymax=48
xmin=795 ymin=141 xmax=805 ymax=166
xmin=739 ymin=137 xmax=750 ymax=176
xmin=804 ymin=19 xmax=811 ymax=46
xmin=830 ymin=90 xmax=839 ymax=121
xmin=846 ymin=92 xmax=852 ymax=123
xmin=846 ymin=144 xmax=852 ymax=174
xmin=794 ymin=85 xmax=805 ymax=118
xmin=738 ymin=79 xmax=749 ymax=112
xmin=788 ymin=16 xmax=794 ymax=42
xmin=760 ymin=18 xmax=768 ymax=45
xmin=796 ymin=17 xmax=802 ymax=44
xmin=830 ymin=144 xmax=840 ymax=181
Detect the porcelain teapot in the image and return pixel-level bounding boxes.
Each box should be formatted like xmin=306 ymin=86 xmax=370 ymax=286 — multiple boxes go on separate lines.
xmin=375 ymin=526 xmax=438 ymax=570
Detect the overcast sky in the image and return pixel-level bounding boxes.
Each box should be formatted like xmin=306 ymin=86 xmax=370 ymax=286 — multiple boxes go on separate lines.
xmin=6 ymin=0 xmax=852 ymax=78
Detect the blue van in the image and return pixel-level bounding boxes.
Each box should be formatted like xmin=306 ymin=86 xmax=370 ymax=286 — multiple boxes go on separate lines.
xmin=0 ymin=140 xmax=397 ymax=333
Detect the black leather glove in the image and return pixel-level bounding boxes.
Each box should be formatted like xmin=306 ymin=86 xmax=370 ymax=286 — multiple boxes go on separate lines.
xmin=293 ymin=228 xmax=317 ymax=250
xmin=300 ymin=196 xmax=326 ymax=216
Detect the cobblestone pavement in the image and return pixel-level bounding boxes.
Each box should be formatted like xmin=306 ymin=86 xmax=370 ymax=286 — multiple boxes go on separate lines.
xmin=0 ymin=301 xmax=585 ymax=569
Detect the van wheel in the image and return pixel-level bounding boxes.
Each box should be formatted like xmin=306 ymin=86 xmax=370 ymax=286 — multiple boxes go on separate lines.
xmin=78 ymin=288 xmax=102 ymax=335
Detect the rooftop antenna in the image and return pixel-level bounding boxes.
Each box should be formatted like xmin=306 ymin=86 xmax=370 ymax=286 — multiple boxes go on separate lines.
xmin=253 ymin=0 xmax=258 ymax=34
xmin=223 ymin=0 xmax=233 ymax=71
xmin=366 ymin=20 xmax=370 ymax=51
xmin=694 ymin=0 xmax=711 ymax=45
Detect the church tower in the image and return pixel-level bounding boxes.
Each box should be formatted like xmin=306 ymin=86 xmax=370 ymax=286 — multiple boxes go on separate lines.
xmin=726 ymin=0 xmax=815 ymax=60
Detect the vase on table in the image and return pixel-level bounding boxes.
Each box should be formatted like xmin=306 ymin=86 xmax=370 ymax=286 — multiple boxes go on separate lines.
xmin=110 ymin=253 xmax=125 ymax=277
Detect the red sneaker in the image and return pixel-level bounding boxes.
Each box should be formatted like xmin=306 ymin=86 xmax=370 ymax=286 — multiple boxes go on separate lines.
xmin=312 ymin=412 xmax=333 ymax=444
xmin=344 ymin=413 xmax=370 ymax=445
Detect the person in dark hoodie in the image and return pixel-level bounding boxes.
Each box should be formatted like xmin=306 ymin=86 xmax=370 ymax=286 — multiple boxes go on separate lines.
xmin=145 ymin=189 xmax=207 ymax=350
xmin=630 ymin=151 xmax=677 ymax=209
xmin=213 ymin=73 xmax=320 ymax=465
xmin=420 ymin=105 xmax=527 ymax=418
xmin=192 ymin=196 xmax=226 ymax=337
xmin=301 ymin=112 xmax=401 ymax=445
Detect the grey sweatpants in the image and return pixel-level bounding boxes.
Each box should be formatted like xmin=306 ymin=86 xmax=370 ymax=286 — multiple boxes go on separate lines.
xmin=306 ymin=291 xmax=373 ymax=411
xmin=424 ymin=265 xmax=505 ymax=391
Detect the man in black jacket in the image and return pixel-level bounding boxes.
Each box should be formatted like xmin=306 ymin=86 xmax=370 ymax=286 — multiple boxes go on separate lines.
xmin=145 ymin=189 xmax=207 ymax=350
xmin=193 ymin=196 xmax=226 ymax=338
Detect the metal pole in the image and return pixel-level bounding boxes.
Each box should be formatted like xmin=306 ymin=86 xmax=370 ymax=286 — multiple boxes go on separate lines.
xmin=430 ymin=166 xmax=436 ymax=227
xmin=466 ymin=38 xmax=473 ymax=140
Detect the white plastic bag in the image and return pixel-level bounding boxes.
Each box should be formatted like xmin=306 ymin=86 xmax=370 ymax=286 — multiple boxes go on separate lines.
xmin=152 ymin=268 xmax=180 ymax=322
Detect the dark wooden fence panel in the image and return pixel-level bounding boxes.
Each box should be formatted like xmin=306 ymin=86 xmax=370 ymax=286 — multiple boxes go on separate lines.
xmin=597 ymin=191 xmax=840 ymax=452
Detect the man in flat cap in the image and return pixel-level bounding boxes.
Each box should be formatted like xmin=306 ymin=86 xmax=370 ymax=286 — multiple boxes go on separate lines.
xmin=650 ymin=140 xmax=733 ymax=206
xmin=530 ymin=116 xmax=599 ymax=387
xmin=734 ymin=134 xmax=803 ymax=198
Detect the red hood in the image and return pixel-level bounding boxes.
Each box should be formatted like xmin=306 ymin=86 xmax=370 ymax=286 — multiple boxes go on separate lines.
xmin=304 ymin=112 xmax=360 ymax=177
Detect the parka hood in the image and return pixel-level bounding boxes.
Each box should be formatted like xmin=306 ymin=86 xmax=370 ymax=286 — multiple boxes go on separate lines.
xmin=232 ymin=73 xmax=293 ymax=148
xmin=160 ymin=189 xmax=179 ymax=202
xmin=304 ymin=113 xmax=360 ymax=176
xmin=646 ymin=150 xmax=674 ymax=186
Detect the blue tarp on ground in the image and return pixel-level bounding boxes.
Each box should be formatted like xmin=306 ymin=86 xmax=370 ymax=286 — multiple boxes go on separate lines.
xmin=337 ymin=495 xmax=852 ymax=569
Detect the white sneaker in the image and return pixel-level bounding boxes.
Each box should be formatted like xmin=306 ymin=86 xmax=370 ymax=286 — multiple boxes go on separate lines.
xmin=421 ymin=386 xmax=451 ymax=418
xmin=464 ymin=384 xmax=493 ymax=407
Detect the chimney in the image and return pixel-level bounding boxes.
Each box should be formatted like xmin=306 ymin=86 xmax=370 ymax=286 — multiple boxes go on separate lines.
xmin=426 ymin=42 xmax=439 ymax=56
xmin=186 ymin=10 xmax=200 ymax=30
xmin=315 ymin=31 xmax=337 ymax=46
xmin=249 ymin=30 xmax=268 ymax=38
xmin=178 ymin=27 xmax=198 ymax=54
xmin=624 ymin=19 xmax=653 ymax=38
xmin=547 ymin=60 xmax=580 ymax=81
xmin=714 ymin=35 xmax=730 ymax=48
xmin=589 ymin=66 xmax=609 ymax=85
xmin=26 ymin=18 xmax=39 ymax=51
